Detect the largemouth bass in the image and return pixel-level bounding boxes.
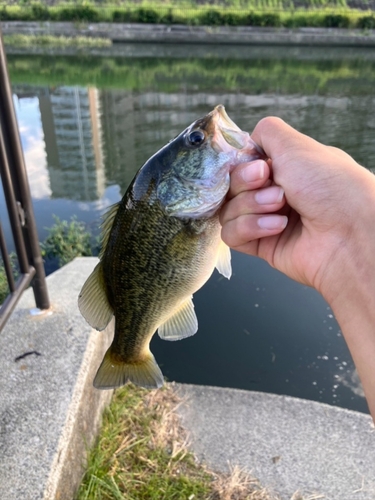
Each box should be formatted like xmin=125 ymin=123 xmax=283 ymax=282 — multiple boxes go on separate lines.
xmin=78 ymin=105 xmax=265 ymax=390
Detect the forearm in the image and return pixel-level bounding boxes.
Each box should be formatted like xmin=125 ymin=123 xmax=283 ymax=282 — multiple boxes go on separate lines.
xmin=326 ymin=246 xmax=375 ymax=422
xmin=331 ymin=297 xmax=375 ymax=421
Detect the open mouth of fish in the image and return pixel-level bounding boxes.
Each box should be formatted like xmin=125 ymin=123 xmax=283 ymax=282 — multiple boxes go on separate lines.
xmin=211 ymin=104 xmax=266 ymax=172
xmin=209 ymin=105 xmax=266 ymax=171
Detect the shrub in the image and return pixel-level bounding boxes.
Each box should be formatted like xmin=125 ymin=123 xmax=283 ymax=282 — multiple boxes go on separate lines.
xmin=221 ymin=12 xmax=244 ymax=26
xmin=199 ymin=9 xmax=225 ymax=26
xmin=131 ymin=7 xmax=161 ymax=24
xmin=31 ymin=4 xmax=50 ymax=21
xmin=261 ymin=12 xmax=282 ymax=27
xmin=357 ymin=15 xmax=375 ymax=30
xmin=198 ymin=9 xmax=247 ymax=26
xmin=0 ymin=7 xmax=26 ymax=21
xmin=112 ymin=8 xmax=132 ymax=23
xmin=55 ymin=5 xmax=100 ymax=23
xmin=244 ymin=11 xmax=263 ymax=26
xmin=41 ymin=216 xmax=92 ymax=268
xmin=160 ymin=8 xmax=175 ymax=25
xmin=322 ymin=13 xmax=350 ymax=28
xmin=244 ymin=11 xmax=282 ymax=27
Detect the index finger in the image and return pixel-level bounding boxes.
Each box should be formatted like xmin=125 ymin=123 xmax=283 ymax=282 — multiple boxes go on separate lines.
xmin=227 ymin=159 xmax=271 ymax=200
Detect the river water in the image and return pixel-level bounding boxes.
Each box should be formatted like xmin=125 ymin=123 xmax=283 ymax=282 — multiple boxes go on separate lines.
xmin=3 ymin=43 xmax=375 ymax=413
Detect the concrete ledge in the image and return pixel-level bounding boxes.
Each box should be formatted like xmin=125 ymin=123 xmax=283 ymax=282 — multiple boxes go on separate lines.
xmin=176 ymin=384 xmax=375 ymax=500
xmin=2 ymin=21 xmax=375 ymax=47
xmin=0 ymin=257 xmax=112 ymax=500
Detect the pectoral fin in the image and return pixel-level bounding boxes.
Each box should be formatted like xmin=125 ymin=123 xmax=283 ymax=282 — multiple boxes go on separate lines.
xmin=158 ymin=297 xmax=198 ymax=341
xmin=215 ymin=240 xmax=232 ymax=279
xmin=78 ymin=262 xmax=113 ymax=331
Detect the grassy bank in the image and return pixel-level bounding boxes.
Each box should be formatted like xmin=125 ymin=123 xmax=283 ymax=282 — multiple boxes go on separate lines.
xmin=76 ymin=383 xmax=295 ymax=499
xmin=0 ymin=2 xmax=374 ymax=29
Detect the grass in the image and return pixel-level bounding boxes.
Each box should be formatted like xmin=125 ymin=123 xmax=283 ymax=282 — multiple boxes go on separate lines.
xmin=0 ymin=1 xmax=374 ymax=29
xmin=76 ymin=383 xmax=288 ymax=500
xmin=76 ymin=383 xmax=327 ymax=499
xmin=4 ymin=34 xmax=112 ymax=48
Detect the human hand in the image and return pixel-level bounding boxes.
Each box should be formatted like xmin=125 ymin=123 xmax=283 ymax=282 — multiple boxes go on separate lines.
xmin=220 ymin=117 xmax=375 ymax=420
xmin=220 ymin=116 xmax=375 ymax=306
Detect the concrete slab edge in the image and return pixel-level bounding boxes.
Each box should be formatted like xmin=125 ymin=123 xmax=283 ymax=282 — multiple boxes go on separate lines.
xmin=42 ymin=324 xmax=113 ymax=500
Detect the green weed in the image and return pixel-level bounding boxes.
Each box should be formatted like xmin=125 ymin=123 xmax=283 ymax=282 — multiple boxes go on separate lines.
xmin=41 ymin=215 xmax=93 ymax=267
xmin=0 ymin=253 xmax=18 ymax=304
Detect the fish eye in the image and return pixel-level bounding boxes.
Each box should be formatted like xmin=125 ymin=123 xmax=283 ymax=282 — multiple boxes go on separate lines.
xmin=187 ymin=129 xmax=205 ymax=147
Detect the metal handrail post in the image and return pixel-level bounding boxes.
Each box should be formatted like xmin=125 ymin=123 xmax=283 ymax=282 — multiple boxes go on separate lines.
xmin=0 ymin=31 xmax=50 ymax=310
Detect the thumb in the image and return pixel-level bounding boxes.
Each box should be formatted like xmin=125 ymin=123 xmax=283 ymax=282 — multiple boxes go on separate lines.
xmin=250 ymin=116 xmax=316 ymax=162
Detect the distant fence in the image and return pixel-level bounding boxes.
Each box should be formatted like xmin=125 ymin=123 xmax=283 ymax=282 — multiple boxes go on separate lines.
xmin=0 ymin=32 xmax=49 ymax=330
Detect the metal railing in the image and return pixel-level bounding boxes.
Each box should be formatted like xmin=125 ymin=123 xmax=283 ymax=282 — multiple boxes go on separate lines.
xmin=0 ymin=31 xmax=49 ymax=331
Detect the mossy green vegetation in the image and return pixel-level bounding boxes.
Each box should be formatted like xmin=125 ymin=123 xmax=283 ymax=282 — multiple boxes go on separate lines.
xmin=0 ymin=1 xmax=374 ymax=29
xmin=4 ymin=34 xmax=112 ymax=48
xmin=76 ymin=383 xmax=281 ymax=500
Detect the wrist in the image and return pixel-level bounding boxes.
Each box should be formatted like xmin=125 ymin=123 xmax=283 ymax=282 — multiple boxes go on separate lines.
xmin=318 ymin=167 xmax=375 ymax=310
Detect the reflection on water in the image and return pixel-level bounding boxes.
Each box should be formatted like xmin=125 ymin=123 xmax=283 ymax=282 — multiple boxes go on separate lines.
xmin=18 ymin=87 xmax=105 ymax=202
xmin=3 ymin=45 xmax=374 ymax=413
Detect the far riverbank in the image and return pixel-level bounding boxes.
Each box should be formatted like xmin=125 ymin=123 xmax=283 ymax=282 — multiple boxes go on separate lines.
xmin=2 ymin=21 xmax=375 ymax=47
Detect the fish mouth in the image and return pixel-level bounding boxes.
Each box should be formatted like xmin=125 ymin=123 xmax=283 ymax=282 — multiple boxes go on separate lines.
xmin=212 ymin=105 xmax=249 ymax=150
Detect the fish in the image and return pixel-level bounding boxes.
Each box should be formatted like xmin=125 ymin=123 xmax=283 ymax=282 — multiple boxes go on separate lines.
xmin=78 ymin=105 xmax=265 ymax=390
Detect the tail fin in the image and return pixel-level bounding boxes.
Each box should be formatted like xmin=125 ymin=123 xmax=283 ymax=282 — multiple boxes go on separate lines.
xmin=93 ymin=348 xmax=164 ymax=390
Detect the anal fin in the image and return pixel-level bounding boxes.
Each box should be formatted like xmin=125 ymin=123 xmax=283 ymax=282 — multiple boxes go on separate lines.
xmin=158 ymin=297 xmax=198 ymax=341
xmin=216 ymin=239 xmax=232 ymax=279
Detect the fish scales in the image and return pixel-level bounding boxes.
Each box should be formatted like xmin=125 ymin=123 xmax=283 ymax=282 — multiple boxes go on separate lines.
xmin=78 ymin=105 xmax=265 ymax=390
xmin=102 ymin=197 xmax=218 ymax=359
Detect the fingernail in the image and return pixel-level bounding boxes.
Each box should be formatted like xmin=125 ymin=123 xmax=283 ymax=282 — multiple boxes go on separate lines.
xmin=255 ymin=186 xmax=284 ymax=205
xmin=241 ymin=160 xmax=265 ymax=183
xmin=257 ymin=215 xmax=288 ymax=230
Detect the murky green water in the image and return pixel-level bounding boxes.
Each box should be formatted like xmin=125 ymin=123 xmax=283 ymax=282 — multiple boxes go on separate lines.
xmin=3 ymin=43 xmax=375 ymax=413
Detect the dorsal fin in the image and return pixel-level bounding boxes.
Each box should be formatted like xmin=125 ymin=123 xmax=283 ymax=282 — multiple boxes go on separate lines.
xmin=99 ymin=202 xmax=120 ymax=259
